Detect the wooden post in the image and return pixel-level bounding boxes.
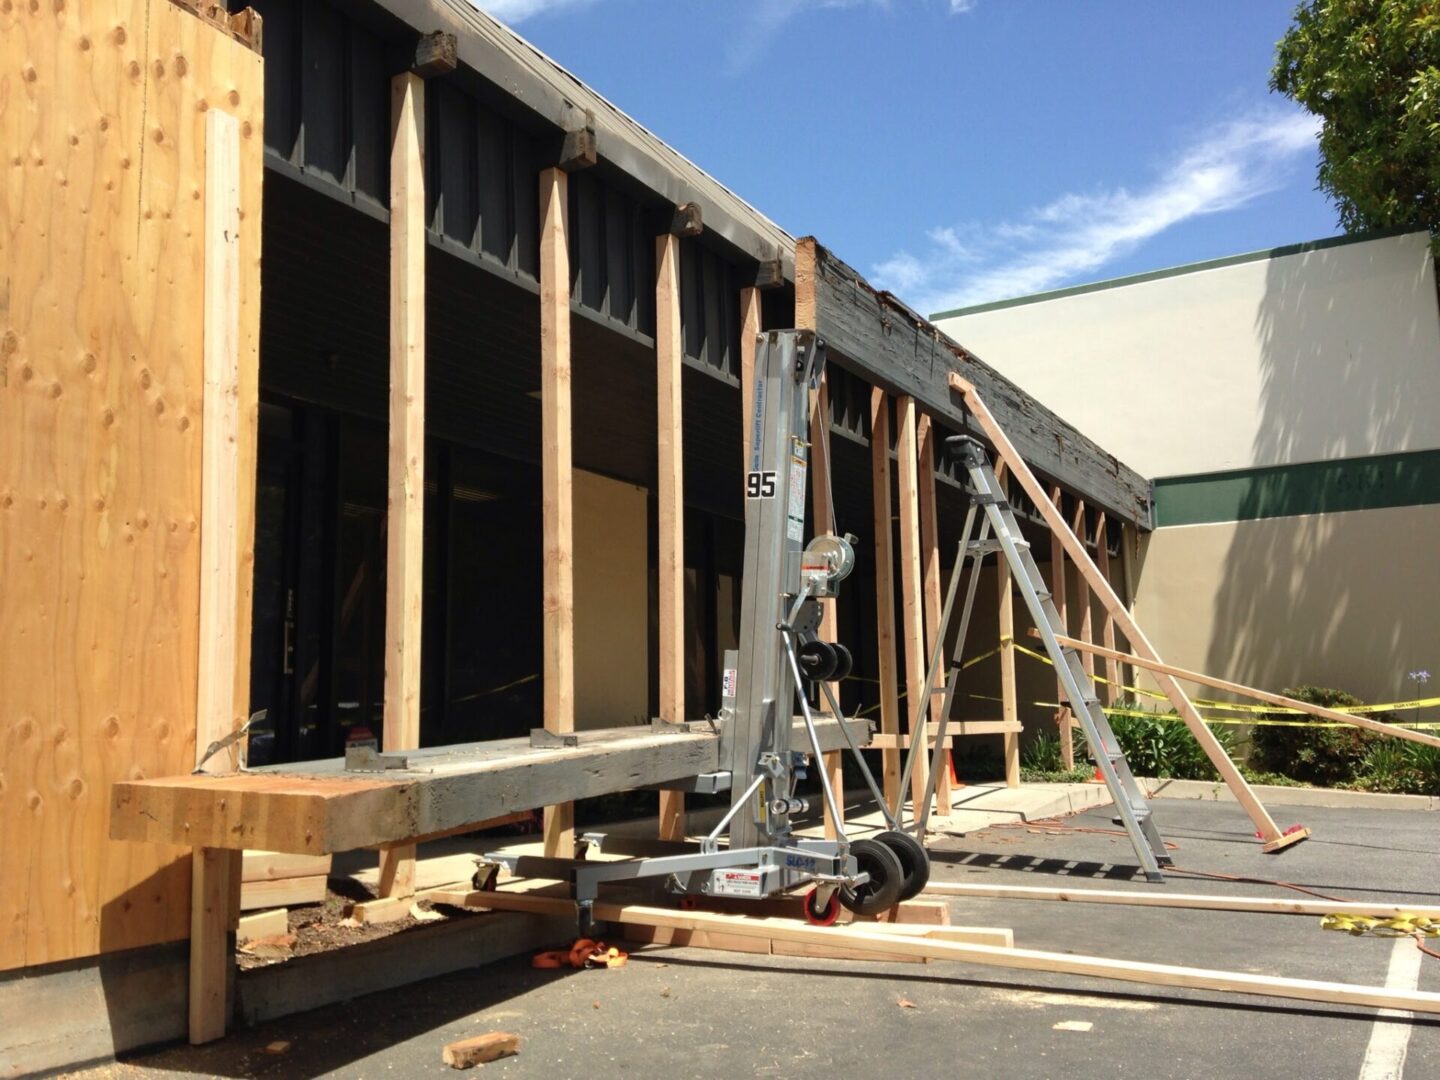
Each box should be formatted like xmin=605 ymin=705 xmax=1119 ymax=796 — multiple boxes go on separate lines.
xmin=895 ymin=396 xmax=930 ymax=816
xmin=379 ymin=73 xmax=427 ymax=890
xmin=916 ymin=416 xmax=952 ymax=812
xmin=656 ymin=231 xmax=686 ymax=841
xmin=870 ymin=389 xmax=902 ymax=809
xmin=539 ymin=166 xmax=576 ymax=857
xmin=1048 ymin=486 xmax=1074 ymax=769
xmin=810 ymin=375 xmax=844 ymax=838
xmin=189 ymin=106 xmax=244 ymax=1047
xmin=189 ymin=846 xmax=240 ymax=1044
xmin=1094 ymin=513 xmax=1121 ymax=704
xmin=948 ymin=374 xmax=1298 ymax=850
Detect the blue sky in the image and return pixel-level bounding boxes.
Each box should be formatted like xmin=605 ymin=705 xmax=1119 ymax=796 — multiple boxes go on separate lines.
xmin=477 ymin=1 xmax=1336 ymax=315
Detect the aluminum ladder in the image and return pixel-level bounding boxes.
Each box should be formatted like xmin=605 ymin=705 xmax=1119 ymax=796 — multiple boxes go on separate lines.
xmin=946 ymin=434 xmax=1171 ymax=881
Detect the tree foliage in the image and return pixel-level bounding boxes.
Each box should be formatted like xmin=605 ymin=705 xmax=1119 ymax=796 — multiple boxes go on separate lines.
xmin=1271 ymin=0 xmax=1440 ymax=243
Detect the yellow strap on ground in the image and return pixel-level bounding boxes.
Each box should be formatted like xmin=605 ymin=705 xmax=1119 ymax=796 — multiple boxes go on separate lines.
xmin=1321 ymin=914 xmax=1440 ymax=938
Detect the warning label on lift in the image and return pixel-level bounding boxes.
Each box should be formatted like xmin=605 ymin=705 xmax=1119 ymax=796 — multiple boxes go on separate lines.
xmin=713 ymin=869 xmax=764 ymax=898
xmin=786 ymin=441 xmax=808 ymax=542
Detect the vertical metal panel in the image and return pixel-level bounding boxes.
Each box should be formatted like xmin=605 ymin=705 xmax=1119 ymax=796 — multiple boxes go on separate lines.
xmin=701 ymin=247 xmax=723 ymax=374
xmin=604 ymin=186 xmax=633 ymax=326
xmin=513 ymin=134 xmax=540 ymax=278
xmin=572 ymin=171 xmax=607 ymax=311
xmin=435 ymin=82 xmax=479 ymax=247
xmin=476 ymin=108 xmax=512 ymax=264
xmin=301 ymin=0 xmax=349 ymax=187
xmin=680 ymin=237 xmax=704 ymax=362
xmin=257 ymin=0 xmax=300 ymax=164
xmin=633 ymin=208 xmax=654 ymax=336
xmin=350 ymin=27 xmax=388 ymax=208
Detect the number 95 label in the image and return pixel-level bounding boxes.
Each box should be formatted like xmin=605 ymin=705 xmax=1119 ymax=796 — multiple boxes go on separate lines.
xmin=746 ymin=470 xmax=777 ymax=499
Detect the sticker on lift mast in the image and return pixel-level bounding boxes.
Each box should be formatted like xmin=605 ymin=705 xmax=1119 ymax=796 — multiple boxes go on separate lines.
xmin=722 ymin=667 xmax=737 ymax=700
xmin=713 ymin=869 xmax=764 ymax=898
xmin=786 ymin=438 xmax=808 ymax=542
xmin=745 ymin=470 xmax=778 ymax=499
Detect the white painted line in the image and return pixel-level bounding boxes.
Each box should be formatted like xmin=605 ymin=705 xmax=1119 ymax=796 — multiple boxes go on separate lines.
xmin=1359 ymin=938 xmax=1423 ymax=1080
xmin=1053 ymin=1020 xmax=1094 ymax=1032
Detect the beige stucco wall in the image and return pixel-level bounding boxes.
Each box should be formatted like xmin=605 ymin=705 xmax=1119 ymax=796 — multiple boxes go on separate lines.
xmin=934 ymin=232 xmax=1440 ymax=477
xmin=1133 ymin=503 xmax=1440 ymax=706
xmin=573 ymin=470 xmax=650 ymax=729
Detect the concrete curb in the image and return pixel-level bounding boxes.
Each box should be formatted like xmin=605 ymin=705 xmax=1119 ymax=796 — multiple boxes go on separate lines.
xmin=1140 ymin=777 xmax=1440 ymax=811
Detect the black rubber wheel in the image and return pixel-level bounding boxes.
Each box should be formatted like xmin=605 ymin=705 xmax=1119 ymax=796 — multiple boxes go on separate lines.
xmin=829 ymin=642 xmax=854 ymax=681
xmin=803 ymin=887 xmax=841 ymax=926
xmin=797 ymin=639 xmax=838 ymax=682
xmin=874 ymin=829 xmax=931 ymax=902
xmin=838 ymin=838 xmax=905 ymax=916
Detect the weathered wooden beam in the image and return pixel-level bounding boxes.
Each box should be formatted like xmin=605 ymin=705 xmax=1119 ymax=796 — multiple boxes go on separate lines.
xmin=540 ymin=167 xmax=576 ymax=858
xmin=669 ymin=202 xmax=703 ymax=237
xmin=795 ymin=238 xmax=1152 ymax=529
xmin=559 ymin=125 xmax=597 ymax=172
xmin=110 ymin=718 xmax=871 ymax=855
xmin=754 ymin=256 xmax=785 ymax=290
xmin=411 ymin=30 xmax=458 ymax=77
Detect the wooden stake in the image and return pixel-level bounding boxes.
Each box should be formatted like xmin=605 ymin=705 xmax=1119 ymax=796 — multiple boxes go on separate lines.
xmin=1048 ymin=633 xmax=1440 ymax=751
xmin=540 ymin=167 xmax=576 ymax=857
xmin=870 ymin=389 xmax=902 ymax=809
xmin=947 ymin=374 xmax=1291 ymax=847
xmin=381 ymin=74 xmax=427 ymax=891
xmin=656 ymin=232 xmax=686 ymax=841
xmin=810 ymin=374 xmax=843 ymax=838
xmin=895 ymin=396 xmax=930 ymax=816
xmin=443 ymin=1033 xmax=520 ymax=1069
xmin=916 ymin=416 xmax=953 ymax=811
xmin=1048 ymin=485 xmax=1074 ymax=769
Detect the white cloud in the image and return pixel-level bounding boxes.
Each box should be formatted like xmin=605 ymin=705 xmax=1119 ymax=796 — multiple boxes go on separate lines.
xmin=472 ymin=0 xmax=596 ymax=23
xmin=874 ymin=108 xmax=1321 ymax=314
xmin=727 ymin=0 xmax=972 ymax=73
xmin=950 ymin=0 xmax=978 ymax=12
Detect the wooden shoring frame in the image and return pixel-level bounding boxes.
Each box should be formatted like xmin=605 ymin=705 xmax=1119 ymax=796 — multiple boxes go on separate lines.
xmin=656 ymin=230 xmax=686 ymax=841
xmin=1094 ymin=513 xmax=1122 ymax=705
xmin=948 ymin=374 xmax=1304 ymax=853
xmin=1051 ymin=634 xmax=1440 ymax=751
xmin=379 ymin=70 xmax=428 ymax=897
xmin=870 ymin=390 xmax=903 ymax=809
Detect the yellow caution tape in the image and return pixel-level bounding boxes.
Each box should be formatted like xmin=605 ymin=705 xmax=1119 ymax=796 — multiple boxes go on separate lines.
xmin=1321 ymin=913 xmax=1440 ymax=937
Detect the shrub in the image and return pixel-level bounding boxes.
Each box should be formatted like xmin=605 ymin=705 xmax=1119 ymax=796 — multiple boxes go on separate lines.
xmin=1248 ymin=686 xmax=1395 ymax=786
xmin=1019 ymin=730 xmax=1091 ymax=783
xmin=1350 ymin=739 xmax=1440 ymax=796
xmin=1101 ymin=705 xmax=1238 ymax=781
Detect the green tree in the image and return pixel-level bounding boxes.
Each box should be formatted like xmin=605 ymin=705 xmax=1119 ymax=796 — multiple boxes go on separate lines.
xmin=1271 ymin=0 xmax=1440 ymax=244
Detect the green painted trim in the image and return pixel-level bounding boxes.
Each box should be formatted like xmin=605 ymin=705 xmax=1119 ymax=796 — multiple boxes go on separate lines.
xmin=929 ymin=228 xmax=1422 ymax=321
xmin=1153 ymin=449 xmax=1440 ymax=527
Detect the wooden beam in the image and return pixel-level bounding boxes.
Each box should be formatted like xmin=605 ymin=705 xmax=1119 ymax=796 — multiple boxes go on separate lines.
xmin=409 ymin=30 xmax=457 ymax=77
xmin=197 ymin=107 xmax=243 ymax=774
xmin=540 ymin=167 xmax=576 ymax=857
xmin=1048 ymin=485 xmax=1074 ymax=769
xmin=669 ymin=202 xmax=703 ymax=237
xmin=948 ymin=374 xmax=1292 ymax=848
xmin=1095 ymin=513 xmax=1121 ymax=704
xmin=810 ymin=374 xmax=844 ymax=839
xmin=189 ymin=847 xmax=239 ymax=1044
xmin=453 ymin=891 xmax=1440 ymax=1017
xmin=381 ymin=73 xmax=428 ymax=896
xmin=916 ymin=416 xmax=953 ymax=810
xmin=656 ymin=231 xmax=686 ymax=842
xmin=794 ymin=238 xmax=1151 ymax=528
xmin=559 ymin=126 xmax=597 ymax=172
xmin=236 ymin=907 xmax=287 ymax=943
xmin=240 ymin=875 xmax=326 ymax=912
xmin=925 ymin=880 xmax=1440 ymax=920
xmin=870 ymin=389 xmax=903 ymax=809
xmin=895 ymin=396 xmax=930 ymax=816
xmin=112 ymin=720 xmax=869 ymax=855
xmin=1071 ymin=501 xmax=1096 ymax=683
xmin=754 ymin=256 xmax=785 ymax=290
xmin=1048 ymin=633 xmax=1440 ymax=751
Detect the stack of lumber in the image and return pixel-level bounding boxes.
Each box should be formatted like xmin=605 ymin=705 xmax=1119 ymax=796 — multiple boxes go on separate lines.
xmin=240 ymin=851 xmax=331 ymax=911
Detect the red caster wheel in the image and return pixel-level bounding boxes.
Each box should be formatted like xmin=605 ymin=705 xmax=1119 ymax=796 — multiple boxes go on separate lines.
xmin=803 ymin=886 xmax=840 ymax=926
